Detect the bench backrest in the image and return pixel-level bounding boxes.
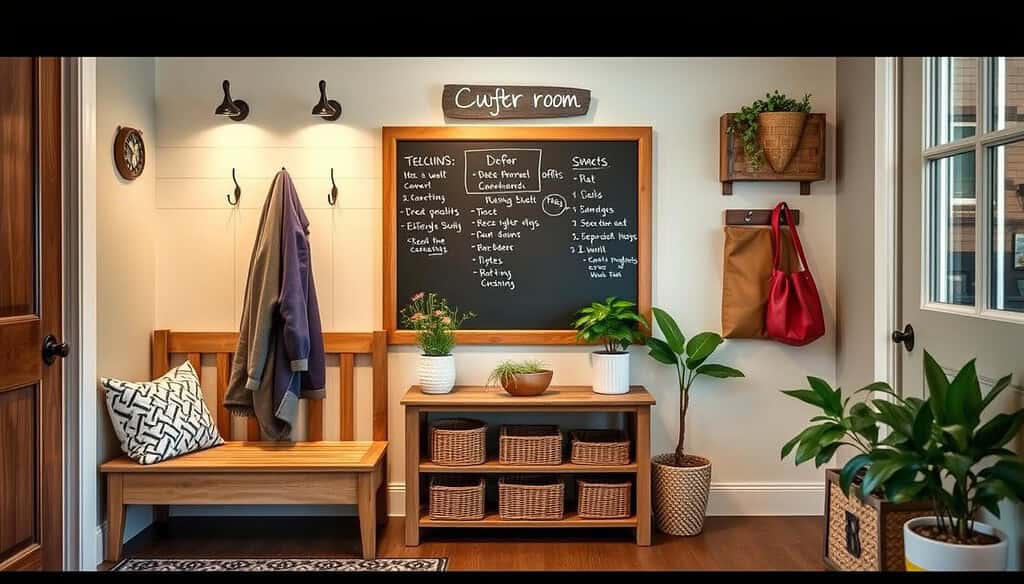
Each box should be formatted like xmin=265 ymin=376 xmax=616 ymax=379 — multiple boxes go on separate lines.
xmin=152 ymin=330 xmax=388 ymax=442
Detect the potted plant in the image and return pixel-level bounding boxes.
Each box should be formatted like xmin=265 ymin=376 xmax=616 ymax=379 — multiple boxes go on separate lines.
xmin=645 ymin=307 xmax=743 ymax=536
xmin=400 ymin=291 xmax=475 ymax=394
xmin=572 ymin=297 xmax=648 ymax=395
xmin=727 ymin=90 xmax=812 ymax=173
xmin=831 ymin=352 xmax=1023 ymax=571
xmin=486 ymin=359 xmax=552 ymax=396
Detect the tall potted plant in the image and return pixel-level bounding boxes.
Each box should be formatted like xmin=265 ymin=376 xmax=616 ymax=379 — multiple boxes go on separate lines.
xmin=572 ymin=297 xmax=647 ymax=395
xmin=645 ymin=307 xmax=743 ymax=535
xmin=727 ymin=90 xmax=812 ymax=173
xmin=401 ymin=291 xmax=475 ymax=394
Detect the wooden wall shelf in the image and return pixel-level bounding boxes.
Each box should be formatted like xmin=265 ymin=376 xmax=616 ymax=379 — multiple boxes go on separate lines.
xmin=401 ymin=385 xmax=655 ymax=546
xmin=719 ymin=113 xmax=826 ymax=195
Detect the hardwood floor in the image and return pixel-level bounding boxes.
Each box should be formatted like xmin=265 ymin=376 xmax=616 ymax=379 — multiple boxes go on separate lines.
xmin=104 ymin=515 xmax=825 ymax=570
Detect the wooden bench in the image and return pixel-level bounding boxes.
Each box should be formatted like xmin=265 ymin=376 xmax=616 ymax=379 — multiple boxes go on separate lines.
xmin=100 ymin=330 xmax=389 ymax=562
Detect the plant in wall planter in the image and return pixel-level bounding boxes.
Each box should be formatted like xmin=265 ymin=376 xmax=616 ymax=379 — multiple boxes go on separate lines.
xmin=727 ymin=90 xmax=812 ymax=173
xmin=487 ymin=359 xmax=553 ymax=397
xmin=572 ymin=297 xmax=648 ymax=395
xmin=787 ymin=352 xmax=1023 ymax=571
xmin=645 ymin=307 xmax=743 ymax=536
xmin=401 ymin=291 xmax=476 ymax=395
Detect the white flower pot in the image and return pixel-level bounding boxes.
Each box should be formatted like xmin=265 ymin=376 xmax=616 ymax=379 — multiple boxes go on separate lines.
xmin=419 ymin=354 xmax=456 ymax=394
xmin=591 ymin=351 xmax=630 ymax=394
xmin=903 ymin=516 xmax=1008 ymax=571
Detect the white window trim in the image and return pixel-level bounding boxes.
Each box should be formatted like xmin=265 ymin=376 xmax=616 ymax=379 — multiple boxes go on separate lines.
xmin=921 ymin=57 xmax=1024 ymax=324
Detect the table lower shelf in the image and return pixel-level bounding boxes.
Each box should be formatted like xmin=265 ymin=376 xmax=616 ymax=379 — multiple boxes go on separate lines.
xmin=420 ymin=456 xmax=637 ymax=474
xmin=419 ymin=510 xmax=637 ymax=528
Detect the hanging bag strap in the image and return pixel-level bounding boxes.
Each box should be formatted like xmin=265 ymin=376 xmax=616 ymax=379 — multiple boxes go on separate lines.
xmin=771 ymin=201 xmax=811 ymax=273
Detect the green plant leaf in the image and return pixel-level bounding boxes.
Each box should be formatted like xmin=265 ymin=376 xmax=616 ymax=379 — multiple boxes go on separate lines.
xmin=944 ymin=359 xmax=982 ymax=428
xmin=942 ymin=452 xmax=973 ymax=487
xmin=981 ymin=373 xmax=1014 ymax=411
xmin=814 ymin=442 xmax=841 ymax=468
xmin=808 ymin=376 xmax=842 ymax=417
xmin=840 ymin=454 xmax=872 ymax=495
xmin=979 ymin=459 xmax=1024 ymax=500
xmin=860 ymin=459 xmax=905 ymax=499
xmin=685 ymin=332 xmax=722 ymax=361
xmin=780 ymin=433 xmax=802 ymax=460
xmin=939 ymin=424 xmax=970 ymax=452
xmin=651 ymin=307 xmax=685 ymax=355
xmin=911 ymin=399 xmax=933 ymax=448
xmin=646 ymin=337 xmax=678 ymax=366
xmin=781 ymin=389 xmax=826 ymax=410
xmin=923 ymin=351 xmax=949 ymax=424
xmin=974 ymin=411 xmax=1024 ymax=451
xmin=695 ymin=364 xmax=744 ymax=379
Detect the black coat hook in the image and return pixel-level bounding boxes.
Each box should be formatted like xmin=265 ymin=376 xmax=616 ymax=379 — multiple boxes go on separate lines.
xmin=328 ymin=168 xmax=338 ymax=206
xmin=226 ymin=168 xmax=241 ymax=206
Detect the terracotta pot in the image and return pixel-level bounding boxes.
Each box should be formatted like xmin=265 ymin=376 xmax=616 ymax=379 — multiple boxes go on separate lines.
xmin=652 ymin=453 xmax=712 ymax=536
xmin=758 ymin=111 xmax=808 ymax=173
xmin=903 ymin=517 xmax=1008 ymax=571
xmin=499 ymin=370 xmax=553 ymax=396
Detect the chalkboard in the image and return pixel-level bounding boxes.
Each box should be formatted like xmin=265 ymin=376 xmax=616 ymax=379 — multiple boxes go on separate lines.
xmin=383 ymin=127 xmax=651 ymax=344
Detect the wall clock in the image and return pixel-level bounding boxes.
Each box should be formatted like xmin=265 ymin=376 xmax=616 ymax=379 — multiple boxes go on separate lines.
xmin=114 ymin=126 xmax=145 ymax=180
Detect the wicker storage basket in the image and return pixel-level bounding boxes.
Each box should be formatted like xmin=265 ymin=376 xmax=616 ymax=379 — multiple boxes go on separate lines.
xmin=577 ymin=478 xmax=631 ymax=519
xmin=498 ymin=475 xmax=564 ymax=520
xmin=429 ymin=476 xmax=486 ymax=521
xmin=430 ymin=419 xmax=486 ymax=466
xmin=570 ymin=430 xmax=630 ymax=465
xmin=499 ymin=425 xmax=562 ymax=465
xmin=824 ymin=469 xmax=932 ymax=571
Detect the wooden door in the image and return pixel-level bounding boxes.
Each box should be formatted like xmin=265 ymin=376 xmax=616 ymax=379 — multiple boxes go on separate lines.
xmin=0 ymin=57 xmax=63 ymax=571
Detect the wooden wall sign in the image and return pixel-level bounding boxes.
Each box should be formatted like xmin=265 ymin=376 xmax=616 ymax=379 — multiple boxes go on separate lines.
xmin=442 ymin=85 xmax=591 ymax=120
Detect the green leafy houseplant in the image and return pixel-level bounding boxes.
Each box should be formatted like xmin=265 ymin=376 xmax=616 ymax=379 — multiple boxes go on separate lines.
xmin=399 ymin=291 xmax=476 ymax=356
xmin=782 ymin=351 xmax=1024 ymax=545
xmin=646 ymin=307 xmax=744 ymax=466
xmin=572 ymin=297 xmax=648 ymax=353
xmin=727 ymin=90 xmax=812 ymax=171
xmin=486 ymin=359 xmax=547 ymax=387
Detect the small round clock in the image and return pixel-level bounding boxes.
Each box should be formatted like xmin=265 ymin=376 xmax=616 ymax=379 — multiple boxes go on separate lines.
xmin=114 ymin=126 xmax=145 ymax=180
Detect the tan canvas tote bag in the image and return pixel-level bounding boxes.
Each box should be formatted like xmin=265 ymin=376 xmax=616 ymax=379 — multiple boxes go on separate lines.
xmin=721 ymin=226 xmax=798 ymax=338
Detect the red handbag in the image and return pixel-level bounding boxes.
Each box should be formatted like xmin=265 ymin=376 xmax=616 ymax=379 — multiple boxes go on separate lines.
xmin=765 ymin=202 xmax=825 ymax=346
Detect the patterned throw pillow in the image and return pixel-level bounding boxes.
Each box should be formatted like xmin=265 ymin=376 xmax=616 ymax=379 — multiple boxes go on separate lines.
xmin=102 ymin=361 xmax=224 ymax=464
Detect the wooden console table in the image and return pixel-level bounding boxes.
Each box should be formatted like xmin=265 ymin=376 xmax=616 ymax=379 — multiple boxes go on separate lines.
xmin=401 ymin=385 xmax=655 ymax=546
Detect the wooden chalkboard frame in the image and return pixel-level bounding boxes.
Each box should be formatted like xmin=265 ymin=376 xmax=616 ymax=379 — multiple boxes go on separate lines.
xmin=382 ymin=126 xmax=652 ymax=345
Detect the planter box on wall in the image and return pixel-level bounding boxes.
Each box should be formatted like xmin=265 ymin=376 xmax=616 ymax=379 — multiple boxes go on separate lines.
xmin=823 ymin=469 xmax=932 ymax=572
xmin=719 ymin=113 xmax=826 ymax=195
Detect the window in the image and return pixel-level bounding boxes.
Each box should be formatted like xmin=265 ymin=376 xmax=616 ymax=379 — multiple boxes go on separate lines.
xmin=924 ymin=57 xmax=1024 ymax=319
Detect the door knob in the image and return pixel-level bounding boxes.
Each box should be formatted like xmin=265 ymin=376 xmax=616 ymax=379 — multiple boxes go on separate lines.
xmin=891 ymin=324 xmax=915 ymax=352
xmin=42 ymin=335 xmax=70 ymax=365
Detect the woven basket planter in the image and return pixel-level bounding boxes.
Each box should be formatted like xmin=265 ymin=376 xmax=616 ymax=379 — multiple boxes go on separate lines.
xmin=429 ymin=476 xmax=486 ymax=521
xmin=499 ymin=425 xmax=562 ymax=465
xmin=498 ymin=475 xmax=564 ymax=520
xmin=757 ymin=111 xmax=808 ymax=173
xmin=577 ymin=478 xmax=631 ymax=519
xmin=823 ymin=469 xmax=932 ymax=571
xmin=430 ymin=419 xmax=486 ymax=466
xmin=652 ymin=453 xmax=712 ymax=536
xmin=570 ymin=429 xmax=630 ymax=465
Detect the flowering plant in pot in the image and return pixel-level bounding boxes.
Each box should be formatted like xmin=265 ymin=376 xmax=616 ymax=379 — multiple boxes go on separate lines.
xmin=400 ymin=291 xmax=475 ymax=394
xmin=790 ymin=351 xmax=1023 ymax=571
xmin=572 ymin=297 xmax=647 ymax=395
xmin=727 ymin=90 xmax=812 ymax=173
xmin=645 ymin=307 xmax=744 ymax=536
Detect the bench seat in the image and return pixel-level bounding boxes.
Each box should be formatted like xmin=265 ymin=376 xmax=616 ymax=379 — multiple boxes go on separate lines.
xmin=100 ymin=441 xmax=388 ymax=473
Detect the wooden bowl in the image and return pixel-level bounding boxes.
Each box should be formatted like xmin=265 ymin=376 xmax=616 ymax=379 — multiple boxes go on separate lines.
xmin=500 ymin=370 xmax=553 ymax=396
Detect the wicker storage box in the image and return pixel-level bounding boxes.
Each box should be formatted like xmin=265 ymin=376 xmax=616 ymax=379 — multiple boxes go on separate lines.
xmin=824 ymin=469 xmax=932 ymax=571
xmin=499 ymin=425 xmax=562 ymax=465
xmin=498 ymin=475 xmax=564 ymax=520
xmin=570 ymin=430 xmax=630 ymax=465
xmin=577 ymin=478 xmax=631 ymax=519
xmin=429 ymin=476 xmax=486 ymax=521
xmin=430 ymin=419 xmax=486 ymax=466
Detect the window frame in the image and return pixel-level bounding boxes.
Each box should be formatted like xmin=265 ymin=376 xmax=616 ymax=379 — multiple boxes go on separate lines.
xmin=921 ymin=57 xmax=1024 ymax=323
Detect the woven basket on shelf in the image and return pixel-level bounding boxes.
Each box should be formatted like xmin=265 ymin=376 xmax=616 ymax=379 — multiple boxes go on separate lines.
xmin=577 ymin=478 xmax=631 ymax=519
xmin=498 ymin=475 xmax=564 ymax=520
xmin=499 ymin=425 xmax=562 ymax=465
xmin=570 ymin=429 xmax=630 ymax=465
xmin=429 ymin=476 xmax=486 ymax=521
xmin=823 ymin=469 xmax=932 ymax=571
xmin=758 ymin=111 xmax=808 ymax=173
xmin=430 ymin=419 xmax=486 ymax=466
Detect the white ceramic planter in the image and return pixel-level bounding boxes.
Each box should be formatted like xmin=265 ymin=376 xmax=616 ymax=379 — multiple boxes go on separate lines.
xmin=591 ymin=351 xmax=630 ymax=394
xmin=903 ymin=516 xmax=1008 ymax=571
xmin=418 ymin=354 xmax=456 ymax=394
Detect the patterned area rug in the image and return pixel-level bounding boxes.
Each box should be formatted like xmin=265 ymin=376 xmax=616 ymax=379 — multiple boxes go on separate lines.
xmin=111 ymin=558 xmax=447 ymax=572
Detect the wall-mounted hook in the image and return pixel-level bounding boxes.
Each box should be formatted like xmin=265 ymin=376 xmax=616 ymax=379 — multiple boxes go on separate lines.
xmin=744 ymin=210 xmax=754 ymax=224
xmin=328 ymin=168 xmax=338 ymax=206
xmin=226 ymin=168 xmax=241 ymax=206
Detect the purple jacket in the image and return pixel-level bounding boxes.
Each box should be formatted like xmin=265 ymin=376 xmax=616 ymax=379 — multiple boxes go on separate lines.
xmin=271 ymin=172 xmax=325 ymax=436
